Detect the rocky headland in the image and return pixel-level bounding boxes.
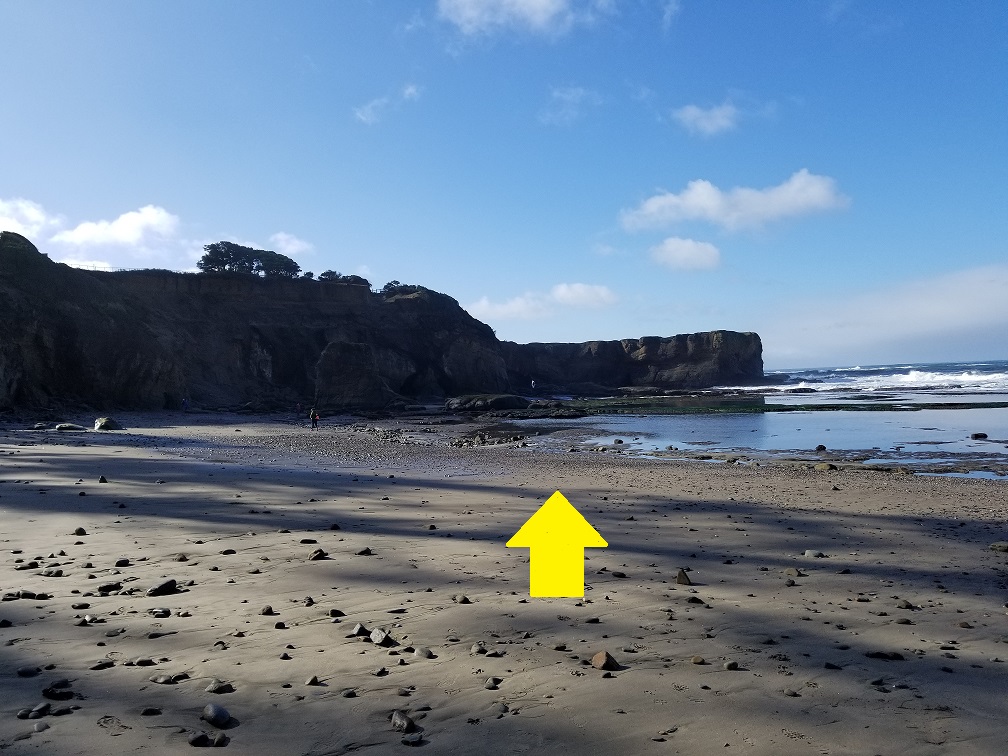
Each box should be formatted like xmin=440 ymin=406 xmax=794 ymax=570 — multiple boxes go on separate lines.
xmin=0 ymin=232 xmax=763 ymax=412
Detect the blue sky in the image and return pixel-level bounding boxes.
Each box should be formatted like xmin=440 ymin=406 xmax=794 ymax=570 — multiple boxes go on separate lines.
xmin=2 ymin=1 xmax=1006 ymax=369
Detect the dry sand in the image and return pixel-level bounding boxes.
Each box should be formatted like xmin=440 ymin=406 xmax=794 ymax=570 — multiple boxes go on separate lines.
xmin=1 ymin=412 xmax=1007 ymax=754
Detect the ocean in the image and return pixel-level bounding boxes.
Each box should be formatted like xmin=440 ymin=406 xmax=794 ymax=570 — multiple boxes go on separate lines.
xmin=525 ymin=361 xmax=1008 ymax=479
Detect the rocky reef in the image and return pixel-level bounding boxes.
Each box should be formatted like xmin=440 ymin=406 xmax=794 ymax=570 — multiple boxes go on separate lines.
xmin=0 ymin=232 xmax=763 ymax=411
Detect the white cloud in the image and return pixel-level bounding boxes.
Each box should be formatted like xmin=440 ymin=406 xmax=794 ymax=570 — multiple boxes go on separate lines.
xmin=468 ymin=292 xmax=551 ymax=320
xmin=468 ymin=281 xmax=617 ymax=320
xmin=51 ymin=205 xmax=179 ymax=246
xmin=539 ymin=86 xmax=602 ymax=125
xmin=353 ymin=97 xmax=389 ymax=125
xmin=0 ymin=197 xmax=63 ymax=238
xmin=269 ymin=232 xmax=314 ymax=257
xmin=621 ymin=169 xmax=849 ymax=231
xmin=672 ymin=101 xmax=739 ymax=136
xmin=760 ymin=264 xmax=1008 ymax=366
xmin=402 ymin=83 xmax=422 ymax=101
xmin=438 ymin=0 xmax=573 ymax=35
xmin=650 ymin=237 xmax=720 ymax=270
xmin=549 ymin=282 xmax=617 ymax=307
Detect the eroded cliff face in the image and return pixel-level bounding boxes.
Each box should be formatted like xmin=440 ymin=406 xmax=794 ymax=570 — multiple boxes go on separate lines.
xmin=0 ymin=232 xmax=763 ymax=410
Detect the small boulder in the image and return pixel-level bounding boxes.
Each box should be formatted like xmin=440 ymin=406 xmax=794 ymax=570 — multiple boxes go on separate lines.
xmin=391 ymin=710 xmax=415 ymax=733
xmin=200 ymin=703 xmax=230 ymax=728
xmin=94 ymin=417 xmax=123 ymax=431
xmin=591 ymin=650 xmax=619 ymax=671
xmin=146 ymin=578 xmax=177 ymax=598
xmin=675 ymin=568 xmax=692 ymax=586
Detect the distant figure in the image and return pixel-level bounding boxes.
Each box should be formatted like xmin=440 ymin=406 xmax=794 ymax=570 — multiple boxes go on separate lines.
xmin=310 ymin=407 xmax=319 ymax=430
xmin=531 ymin=379 xmax=536 ymax=391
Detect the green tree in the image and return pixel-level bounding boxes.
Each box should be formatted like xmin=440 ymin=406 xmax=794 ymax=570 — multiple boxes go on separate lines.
xmin=197 ymin=241 xmax=301 ymax=278
xmin=197 ymin=241 xmax=257 ymax=273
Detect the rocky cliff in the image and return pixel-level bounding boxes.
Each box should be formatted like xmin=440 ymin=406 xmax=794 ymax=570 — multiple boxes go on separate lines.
xmin=501 ymin=332 xmax=764 ymax=393
xmin=0 ymin=232 xmax=763 ymax=411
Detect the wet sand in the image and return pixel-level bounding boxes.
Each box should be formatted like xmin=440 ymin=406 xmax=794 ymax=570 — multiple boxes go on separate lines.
xmin=1 ymin=412 xmax=1007 ymax=754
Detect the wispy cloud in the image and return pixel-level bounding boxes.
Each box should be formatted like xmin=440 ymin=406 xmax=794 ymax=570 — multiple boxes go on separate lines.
xmin=660 ymin=0 xmax=681 ymax=31
xmin=353 ymin=97 xmax=390 ymax=125
xmin=672 ymin=100 xmax=739 ymax=136
xmin=354 ymin=83 xmax=422 ymax=125
xmin=621 ymin=169 xmax=849 ymax=231
xmin=650 ymin=237 xmax=720 ymax=270
xmin=439 ymin=0 xmax=573 ymax=35
xmin=438 ymin=0 xmax=613 ymax=36
xmin=467 ymin=281 xmax=618 ymax=320
xmin=539 ymin=86 xmax=602 ymax=125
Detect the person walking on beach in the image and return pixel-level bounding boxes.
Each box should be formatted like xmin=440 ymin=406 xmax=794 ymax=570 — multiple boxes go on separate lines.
xmin=310 ymin=407 xmax=319 ymax=431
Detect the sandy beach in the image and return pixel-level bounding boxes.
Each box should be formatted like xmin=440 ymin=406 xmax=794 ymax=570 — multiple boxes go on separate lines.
xmin=2 ymin=412 xmax=1007 ymax=754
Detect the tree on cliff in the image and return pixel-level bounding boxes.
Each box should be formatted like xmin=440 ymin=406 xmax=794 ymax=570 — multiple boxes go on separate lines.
xmin=197 ymin=241 xmax=300 ymax=278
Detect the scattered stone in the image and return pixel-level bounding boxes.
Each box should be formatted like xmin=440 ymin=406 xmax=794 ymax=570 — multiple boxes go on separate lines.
xmin=690 ymin=656 xmax=705 ymax=665
xmin=971 ymin=432 xmax=989 ymax=440
xmin=990 ymin=542 xmax=1008 ymax=553
xmin=141 ymin=707 xmax=162 ymax=716
xmin=74 ymin=527 xmax=87 ymax=536
xmin=402 ymin=732 xmax=423 ymax=746
xmin=611 ymin=571 xmax=627 ymax=579
xmin=453 ymin=594 xmax=471 ymax=604
xmin=485 ymin=677 xmax=502 ymax=690
xmin=206 ymin=679 xmax=234 ymax=694
xmin=413 ymin=647 xmax=434 ymax=659
xmin=351 ymin=623 xmax=370 ymax=637
xmin=723 ymin=660 xmax=739 ymax=670
xmin=188 ymin=731 xmax=211 ymax=747
xmin=783 ymin=688 xmax=800 ymax=697
xmin=804 ymin=550 xmax=825 ymax=558
xmin=896 ymin=599 xmax=915 ymax=610
xmin=783 ymin=567 xmax=806 ymax=578
xmin=16 ymin=666 xmax=41 ymax=678
xmin=370 ymin=628 xmax=394 ymax=646
xmin=865 ymin=651 xmax=905 ymax=661
xmin=94 ymin=417 xmax=123 ymax=431
xmin=201 ymin=703 xmax=230 ymax=728
xmin=308 ymin=548 xmax=327 ymax=561
xmin=260 ymin=605 xmax=274 ymax=616
xmin=814 ymin=462 xmax=837 ymax=471
xmin=391 ymin=710 xmax=415 ymax=733
xmin=471 ymin=642 xmax=487 ymax=655
xmin=824 ymin=662 xmax=843 ymax=670
xmin=305 ymin=675 xmax=321 ymax=686
xmin=146 ymin=579 xmax=177 ymax=598
xmin=340 ymin=688 xmax=356 ymax=698
xmin=675 ymin=568 xmax=692 ymax=586
xmin=356 ymin=547 xmax=372 ymax=556
xmin=591 ymin=651 xmax=619 ymax=671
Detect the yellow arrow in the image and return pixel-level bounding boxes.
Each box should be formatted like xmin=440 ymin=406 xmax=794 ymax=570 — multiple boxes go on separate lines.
xmin=506 ymin=490 xmax=607 ymax=598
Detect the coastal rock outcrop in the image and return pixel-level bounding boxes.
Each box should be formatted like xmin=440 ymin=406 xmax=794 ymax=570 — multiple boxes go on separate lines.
xmin=0 ymin=232 xmax=764 ymax=410
xmin=501 ymin=331 xmax=763 ymax=392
